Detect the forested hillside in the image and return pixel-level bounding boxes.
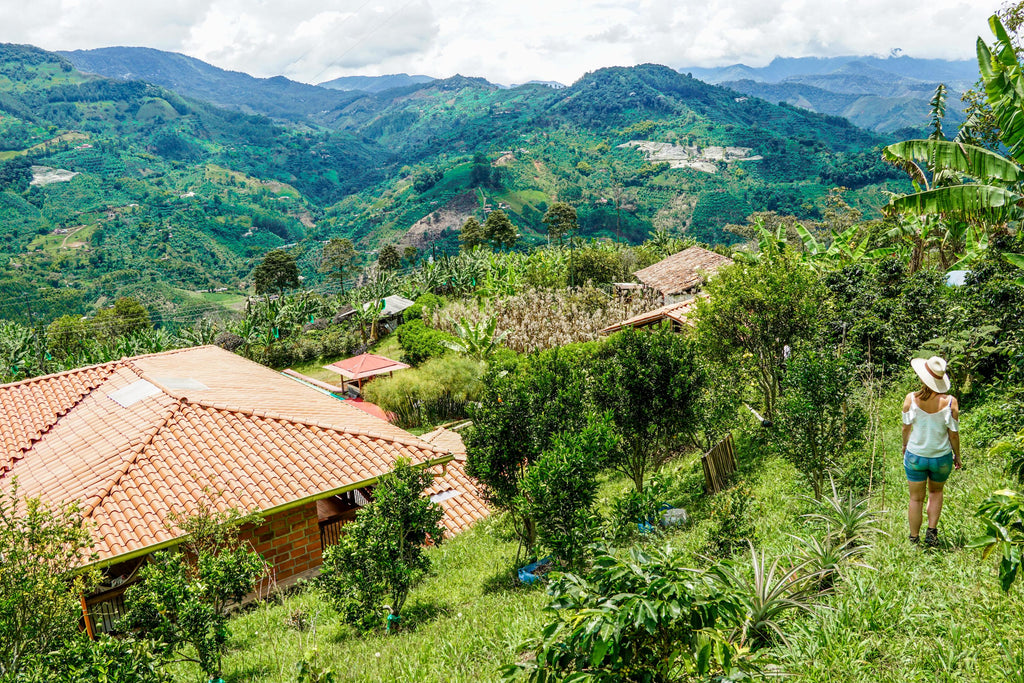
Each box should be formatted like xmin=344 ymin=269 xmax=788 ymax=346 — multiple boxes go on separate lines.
xmin=0 ymin=45 xmax=905 ymax=323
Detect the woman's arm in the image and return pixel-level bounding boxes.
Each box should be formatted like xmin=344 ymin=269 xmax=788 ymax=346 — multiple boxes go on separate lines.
xmin=949 ymin=396 xmax=962 ymax=468
xmin=901 ymin=393 xmax=913 ymax=452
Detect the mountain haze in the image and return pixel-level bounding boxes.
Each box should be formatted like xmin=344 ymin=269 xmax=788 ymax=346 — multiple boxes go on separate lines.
xmin=681 ymin=55 xmax=977 ymax=132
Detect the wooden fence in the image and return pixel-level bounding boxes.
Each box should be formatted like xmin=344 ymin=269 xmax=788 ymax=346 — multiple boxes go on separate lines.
xmin=701 ymin=433 xmax=737 ymax=494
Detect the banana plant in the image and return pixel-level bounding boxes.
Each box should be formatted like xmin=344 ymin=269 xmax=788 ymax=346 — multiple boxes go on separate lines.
xmin=883 ymin=17 xmax=1024 ymax=223
xmin=441 ymin=316 xmax=507 ymax=361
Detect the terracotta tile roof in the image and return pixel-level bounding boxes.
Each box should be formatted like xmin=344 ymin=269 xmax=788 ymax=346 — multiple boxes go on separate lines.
xmin=0 ymin=346 xmax=451 ymax=565
xmin=324 ymin=353 xmax=410 ymax=381
xmin=633 ymin=246 xmax=733 ymax=296
xmin=423 ymin=428 xmax=489 ymax=536
xmin=600 ymin=297 xmax=702 ymax=334
xmin=420 ymin=425 xmax=469 ymax=461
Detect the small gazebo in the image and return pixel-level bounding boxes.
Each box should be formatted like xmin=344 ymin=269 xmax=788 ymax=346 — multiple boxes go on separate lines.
xmin=323 ymin=352 xmax=410 ymax=391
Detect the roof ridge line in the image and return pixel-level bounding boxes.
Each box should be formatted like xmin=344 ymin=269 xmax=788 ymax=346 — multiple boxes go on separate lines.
xmin=81 ymin=401 xmax=184 ymax=519
xmin=1 ymin=362 xmax=122 ymax=476
xmin=0 ymin=358 xmax=121 ymax=390
xmin=184 ymin=399 xmax=447 ymax=455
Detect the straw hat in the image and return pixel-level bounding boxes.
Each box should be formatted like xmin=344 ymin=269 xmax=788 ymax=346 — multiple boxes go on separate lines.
xmin=911 ymin=356 xmax=950 ymax=393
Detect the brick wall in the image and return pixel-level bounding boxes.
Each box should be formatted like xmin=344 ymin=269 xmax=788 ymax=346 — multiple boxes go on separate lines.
xmin=239 ymin=501 xmax=322 ymax=583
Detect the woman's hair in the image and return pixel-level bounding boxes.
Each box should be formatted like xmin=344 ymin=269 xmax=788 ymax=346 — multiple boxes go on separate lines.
xmin=915 ymin=384 xmax=937 ymax=401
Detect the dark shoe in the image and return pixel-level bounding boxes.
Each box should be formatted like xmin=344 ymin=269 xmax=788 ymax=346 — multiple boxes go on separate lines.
xmin=909 ymin=535 xmax=920 ymax=544
xmin=925 ymin=528 xmax=939 ymax=547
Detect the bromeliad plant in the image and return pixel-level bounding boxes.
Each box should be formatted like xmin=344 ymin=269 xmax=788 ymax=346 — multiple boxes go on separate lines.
xmin=801 ymin=480 xmax=885 ymax=547
xmin=969 ymin=489 xmax=1024 ymax=592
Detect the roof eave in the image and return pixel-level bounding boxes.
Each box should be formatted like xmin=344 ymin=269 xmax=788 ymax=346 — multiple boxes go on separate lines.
xmin=85 ymin=452 xmax=455 ymax=570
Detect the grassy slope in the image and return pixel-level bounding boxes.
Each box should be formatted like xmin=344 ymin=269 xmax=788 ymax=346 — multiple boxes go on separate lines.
xmin=168 ymin=382 xmax=1024 ymax=682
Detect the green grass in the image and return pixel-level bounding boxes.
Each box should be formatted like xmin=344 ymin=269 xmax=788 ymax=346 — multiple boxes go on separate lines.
xmin=171 ymin=523 xmax=548 ymax=683
xmin=162 ymin=386 xmax=1024 ymax=682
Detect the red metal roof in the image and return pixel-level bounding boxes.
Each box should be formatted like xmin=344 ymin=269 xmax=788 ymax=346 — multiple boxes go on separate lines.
xmin=324 ymin=353 xmax=410 ymax=381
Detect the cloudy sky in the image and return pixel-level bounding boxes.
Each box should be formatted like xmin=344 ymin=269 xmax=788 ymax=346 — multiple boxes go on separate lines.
xmin=1 ymin=0 xmax=995 ymax=85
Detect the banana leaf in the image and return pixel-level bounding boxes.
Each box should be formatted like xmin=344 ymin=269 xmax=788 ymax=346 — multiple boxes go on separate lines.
xmin=884 ymin=185 xmax=1021 ymax=222
xmin=883 ymin=139 xmax=1021 ymax=183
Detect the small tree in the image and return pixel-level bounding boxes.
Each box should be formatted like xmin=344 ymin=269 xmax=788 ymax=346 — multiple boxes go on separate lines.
xmin=466 ymin=345 xmax=593 ymax=551
xmin=94 ymin=297 xmax=151 ymax=339
xmin=774 ymin=347 xmax=867 ymax=499
xmin=592 ymin=327 xmax=704 ymax=491
xmin=402 ymin=245 xmax=419 ymax=266
xmin=378 ymin=244 xmax=401 ymax=271
xmin=253 ymin=249 xmax=299 ymax=295
xmin=484 ymin=210 xmax=518 ymax=251
xmin=696 ymin=248 xmax=826 ymax=419
xmin=320 ymin=238 xmax=360 ymax=292
xmin=519 ymin=415 xmax=618 ymax=570
xmin=459 ymin=216 xmax=486 ymax=252
xmin=122 ymin=507 xmax=267 ymax=680
xmin=542 ymin=202 xmax=577 ymax=245
xmin=319 ymin=460 xmax=444 ymax=632
xmin=0 ymin=481 xmax=97 ymax=680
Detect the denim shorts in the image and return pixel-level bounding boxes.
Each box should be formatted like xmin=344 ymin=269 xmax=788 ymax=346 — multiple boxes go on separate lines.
xmin=904 ymin=451 xmax=953 ymax=483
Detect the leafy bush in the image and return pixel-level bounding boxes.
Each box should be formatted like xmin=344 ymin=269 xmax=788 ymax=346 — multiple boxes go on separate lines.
xmin=505 ymin=545 xmax=754 ymax=681
xmin=396 ymin=319 xmax=453 ymax=366
xmin=0 ymin=481 xmax=97 ymax=680
xmin=705 ymin=481 xmax=755 ymax=557
xmin=774 ymin=347 xmax=867 ymax=499
xmin=969 ymin=489 xmax=1024 ymax=592
xmin=319 ymin=460 xmax=445 ymax=632
xmin=465 ymin=344 xmax=595 ymax=550
xmin=402 ymin=293 xmax=443 ymax=322
xmin=519 ymin=414 xmax=618 ymax=570
xmin=363 ymin=355 xmax=485 ymax=428
xmin=122 ymin=507 xmax=267 ymax=680
xmin=20 ymin=635 xmax=169 ymax=683
xmin=696 ymin=248 xmax=827 ymax=418
xmin=592 ymin=327 xmax=705 ymax=491
xmin=991 ymin=430 xmax=1024 ymax=484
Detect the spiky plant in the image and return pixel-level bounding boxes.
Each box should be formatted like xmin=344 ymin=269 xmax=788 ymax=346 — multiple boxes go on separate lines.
xmin=708 ymin=542 xmax=821 ymax=649
xmin=791 ymin=533 xmax=872 ymax=592
xmin=801 ymin=479 xmax=885 ymax=547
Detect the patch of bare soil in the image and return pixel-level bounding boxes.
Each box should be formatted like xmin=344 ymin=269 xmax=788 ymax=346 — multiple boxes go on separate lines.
xmin=401 ymin=192 xmax=479 ymax=248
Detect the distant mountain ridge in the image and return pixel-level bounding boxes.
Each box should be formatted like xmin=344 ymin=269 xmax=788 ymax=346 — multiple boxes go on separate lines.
xmin=318 ymin=73 xmax=434 ymax=93
xmin=60 ymin=46 xmax=365 ymax=122
xmin=682 ymin=55 xmax=979 ymax=87
xmin=680 ymin=55 xmax=977 ymax=133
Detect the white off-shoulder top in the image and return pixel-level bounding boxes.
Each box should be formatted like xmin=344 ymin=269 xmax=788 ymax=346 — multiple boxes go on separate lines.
xmin=902 ymin=394 xmax=959 ymax=458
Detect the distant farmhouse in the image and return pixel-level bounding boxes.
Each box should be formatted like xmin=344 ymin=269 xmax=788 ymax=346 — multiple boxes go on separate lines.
xmin=630 ymin=246 xmax=733 ymax=304
xmin=0 ymin=346 xmax=486 ymax=634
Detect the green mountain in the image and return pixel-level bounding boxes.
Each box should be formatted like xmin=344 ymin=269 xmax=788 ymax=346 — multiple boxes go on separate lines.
xmin=0 ymin=45 xmax=906 ymax=324
xmin=60 ymin=46 xmax=367 ymax=123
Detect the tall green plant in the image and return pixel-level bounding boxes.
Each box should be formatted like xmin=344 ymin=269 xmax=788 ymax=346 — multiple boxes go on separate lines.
xmin=319 ymin=460 xmax=445 ymax=632
xmin=122 ymin=507 xmax=267 ymax=680
xmin=518 ymin=414 xmax=618 ymax=571
xmin=0 ymin=481 xmax=97 ymax=680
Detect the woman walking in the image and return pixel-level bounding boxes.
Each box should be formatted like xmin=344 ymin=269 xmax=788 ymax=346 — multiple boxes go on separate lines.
xmin=902 ymin=356 xmax=962 ymax=547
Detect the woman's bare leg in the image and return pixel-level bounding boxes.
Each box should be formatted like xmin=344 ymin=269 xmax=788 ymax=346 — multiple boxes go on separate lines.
xmin=908 ymin=480 xmax=927 ymax=537
xmin=927 ymin=480 xmax=945 ymax=529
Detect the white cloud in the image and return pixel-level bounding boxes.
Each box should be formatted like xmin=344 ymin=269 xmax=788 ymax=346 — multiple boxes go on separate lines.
xmin=0 ymin=0 xmax=995 ymax=85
